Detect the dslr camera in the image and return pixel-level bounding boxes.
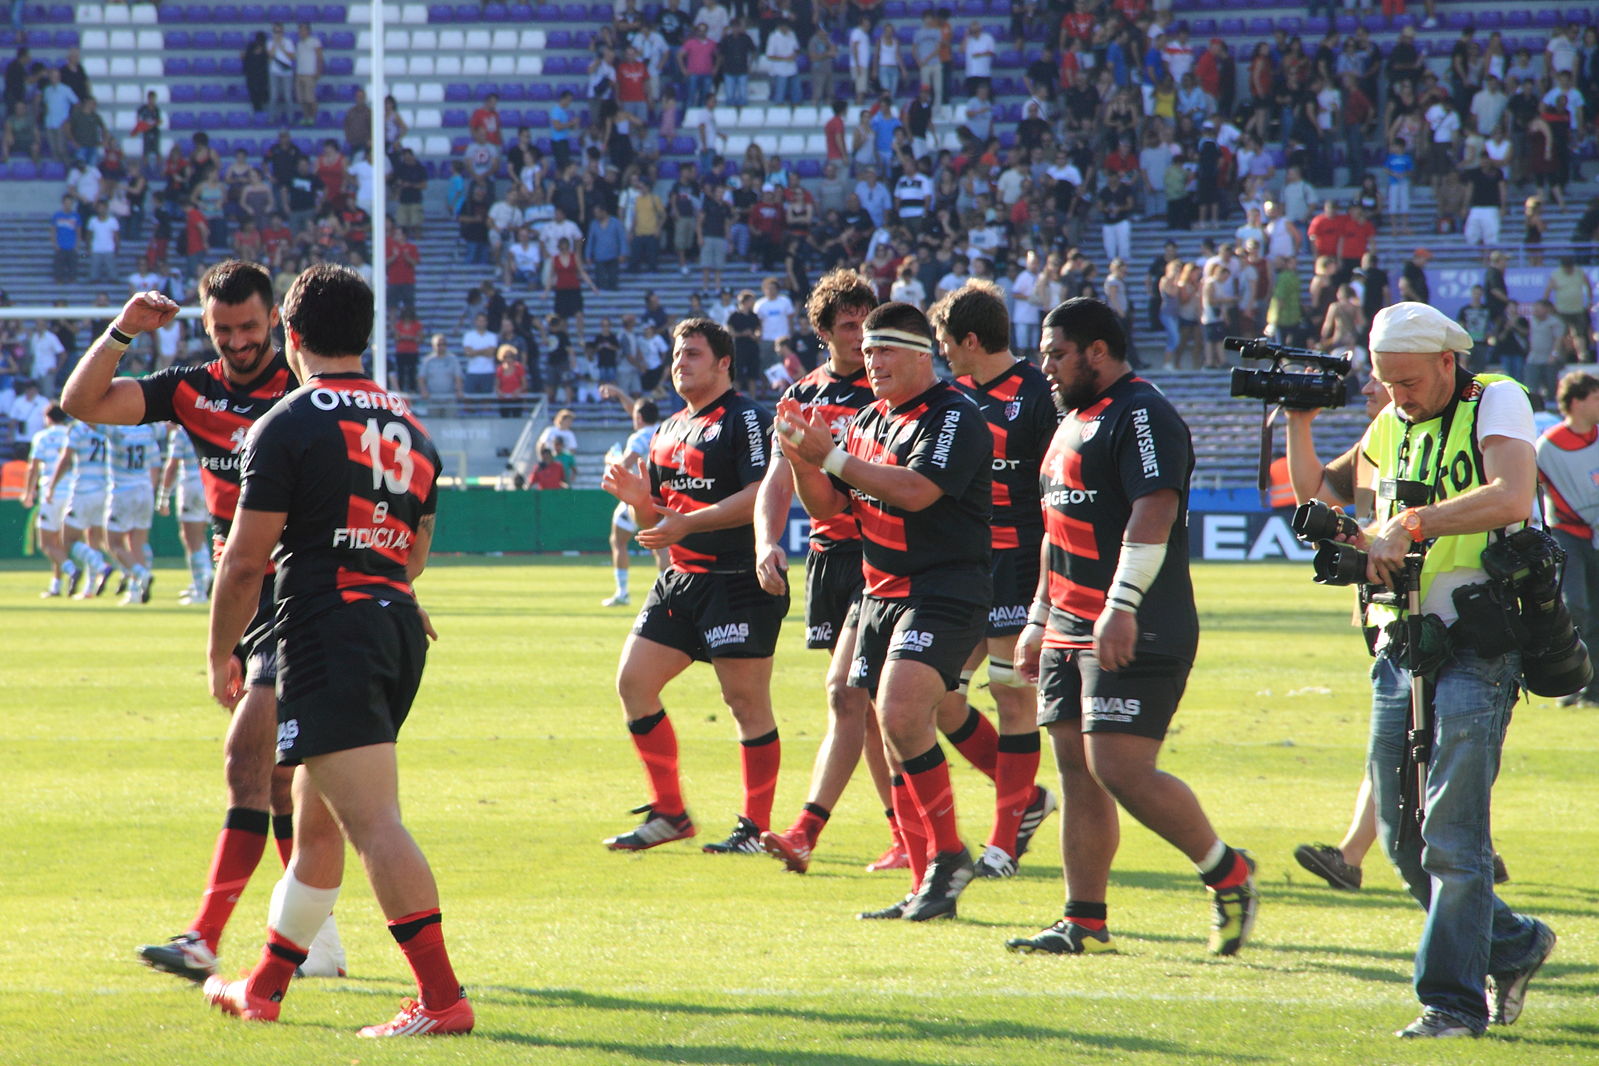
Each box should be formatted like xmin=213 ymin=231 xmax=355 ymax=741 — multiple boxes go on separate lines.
xmin=1227 ymin=336 xmax=1352 ymax=410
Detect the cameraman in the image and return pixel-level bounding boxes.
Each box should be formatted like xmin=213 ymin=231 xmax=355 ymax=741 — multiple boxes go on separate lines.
xmin=1534 ymin=370 xmax=1599 ymax=707
xmin=1348 ymin=302 xmax=1554 ymax=1040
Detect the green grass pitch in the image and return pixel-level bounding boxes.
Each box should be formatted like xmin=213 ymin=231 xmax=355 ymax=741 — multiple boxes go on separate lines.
xmin=1 ymin=557 xmax=1596 ymax=1065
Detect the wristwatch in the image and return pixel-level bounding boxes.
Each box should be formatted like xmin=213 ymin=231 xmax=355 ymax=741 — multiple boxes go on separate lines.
xmin=1399 ymin=507 xmax=1425 ymax=542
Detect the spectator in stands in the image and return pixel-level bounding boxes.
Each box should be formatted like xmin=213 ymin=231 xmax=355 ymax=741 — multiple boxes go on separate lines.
xmin=625 ymin=175 xmax=664 ymax=274
xmin=1463 ymin=157 xmax=1506 ymax=250
xmin=66 ymin=96 xmax=105 ymax=168
xmin=40 ymin=67 xmax=75 ymax=163
xmin=27 ymin=321 xmax=62 ymax=386
xmin=874 ymin=24 xmax=906 ymax=101
xmin=1384 ymin=136 xmax=1414 ymax=235
xmin=503 ymin=224 xmax=542 ymax=288
xmin=1545 ymin=258 xmax=1594 ymax=364
xmin=963 ymin=19 xmax=995 ymax=97
xmin=550 ymin=237 xmax=598 ymax=321
xmin=461 ymin=127 xmax=501 ymax=197
xmin=294 ymin=22 xmax=323 ymax=127
xmin=1527 ymin=300 xmax=1565 ymax=403
xmin=267 ymin=22 xmax=295 ymax=125
xmin=460 ymin=312 xmax=499 ymax=403
xmin=528 ymin=445 xmax=569 ymax=489
xmin=1398 ymin=246 xmax=1431 ymax=304
xmin=3 ymin=46 xmax=28 ymax=116
xmin=1265 ymin=255 xmax=1305 ymax=348
xmin=241 ymin=30 xmax=270 ymax=114
xmin=681 ymin=23 xmax=717 ymax=107
xmin=764 ymin=19 xmax=801 ymax=106
xmin=344 ymin=86 xmax=371 ymax=157
xmin=419 ymin=333 xmax=464 ymax=416
xmin=391 ymin=304 xmax=423 ymax=393
xmin=1 ymin=98 xmax=36 ymax=164
xmin=715 ymin=18 xmax=754 ymax=109
xmin=458 ymin=182 xmax=491 ymax=265
xmin=85 ymin=199 xmax=118 ymax=285
xmin=495 ymin=344 xmax=528 ymax=418
xmin=469 ymin=92 xmax=503 ymax=148
xmin=587 ymin=203 xmax=626 ymax=290
xmin=848 ymin=16 xmax=872 ymax=103
xmin=49 ymin=194 xmax=76 ymax=284
xmin=912 ymin=11 xmax=942 ymax=109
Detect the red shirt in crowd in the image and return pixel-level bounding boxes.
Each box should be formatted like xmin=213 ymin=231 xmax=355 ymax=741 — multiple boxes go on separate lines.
xmin=825 ymin=113 xmax=846 ymax=160
xmin=394 ymin=315 xmax=424 ymax=355
xmin=617 ymin=60 xmax=648 ymax=103
xmin=751 ymin=199 xmax=784 ymax=240
xmin=1307 ymin=212 xmax=1346 ymax=258
xmin=469 ymin=106 xmax=502 ymax=145
xmin=260 ymin=221 xmax=292 ymax=261
xmin=387 ymin=238 xmax=419 ymax=284
xmin=1060 ymin=11 xmax=1094 ymax=44
xmin=1339 ymin=216 xmax=1375 ymax=260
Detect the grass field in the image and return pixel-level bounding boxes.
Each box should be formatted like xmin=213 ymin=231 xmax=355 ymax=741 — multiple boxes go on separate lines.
xmin=2 ymin=556 xmax=1597 ymax=1065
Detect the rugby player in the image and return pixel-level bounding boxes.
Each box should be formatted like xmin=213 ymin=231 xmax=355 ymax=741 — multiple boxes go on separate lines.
xmin=201 ymin=263 xmax=469 ymax=1036
xmin=159 ymin=423 xmax=217 ymax=604
xmin=1006 ymin=297 xmax=1257 ymax=956
xmin=105 ymin=421 xmax=162 ymax=603
xmin=20 ymin=404 xmax=72 ymax=597
xmin=776 ymin=301 xmax=993 ymax=921
xmin=597 ymin=382 xmax=667 ymax=606
xmin=60 ymin=262 xmax=341 ymax=981
xmin=47 ymin=416 xmax=115 ymax=598
xmin=753 ymin=269 xmax=899 ymax=875
xmin=931 ymin=279 xmax=1060 ymax=879
xmin=600 ymin=317 xmax=789 ymax=855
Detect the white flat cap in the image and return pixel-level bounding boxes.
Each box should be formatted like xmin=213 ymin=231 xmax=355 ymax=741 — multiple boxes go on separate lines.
xmin=1369 ymin=301 xmax=1473 ymax=355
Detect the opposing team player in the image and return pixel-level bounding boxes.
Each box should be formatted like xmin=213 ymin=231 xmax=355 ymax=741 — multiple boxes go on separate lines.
xmin=597 ymin=382 xmax=667 ymax=606
xmin=600 ymin=317 xmax=789 ymax=855
xmin=201 ymin=263 xmax=470 ymax=1036
xmin=931 ymin=279 xmax=1060 ymax=879
xmin=47 ymin=416 xmax=115 ymax=598
xmin=160 ymin=423 xmax=217 ymax=603
xmin=106 ymin=421 xmax=162 ymax=603
xmin=754 ymin=269 xmax=899 ymax=874
xmin=20 ymin=404 xmax=72 ymax=597
xmin=1006 ymin=297 xmax=1257 ymax=957
xmin=776 ymin=301 xmax=993 ymax=921
xmin=60 ymin=262 xmax=341 ymax=981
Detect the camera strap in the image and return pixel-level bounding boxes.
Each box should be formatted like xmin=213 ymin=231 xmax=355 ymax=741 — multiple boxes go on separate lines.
xmin=1255 ymin=401 xmax=1281 ymax=503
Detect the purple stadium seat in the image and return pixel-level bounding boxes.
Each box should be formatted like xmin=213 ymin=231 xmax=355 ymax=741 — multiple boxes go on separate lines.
xmin=554 ymin=82 xmax=581 ymax=100
xmin=795 ymin=158 xmax=822 ymax=177
xmin=51 ymin=28 xmax=75 ymax=48
xmin=226 ymin=112 xmax=251 ymax=129
xmin=659 ymin=160 xmax=679 ymax=179
xmin=528 ymin=109 xmax=550 ymax=126
xmin=326 ymin=56 xmax=353 ymax=75
xmin=588 ymin=3 xmax=610 ymax=18
xmin=472 ymin=82 xmax=496 ymax=99
xmin=1219 ymin=17 xmax=1242 ymax=36
xmin=320 ymin=5 xmax=346 ymax=22
xmin=1476 ymin=11 xmax=1503 ymax=29
xmin=210 ymin=3 xmax=240 ymax=20
xmin=171 ymin=84 xmax=199 ymax=102
xmin=1505 ymin=11 xmax=1529 ymax=28
xmin=1534 ymin=10 xmax=1560 ymax=28
xmin=535 ymin=3 xmax=559 ymax=18
xmin=997 ymin=130 xmax=1015 ymax=149
xmin=500 ymin=108 xmax=524 ymax=127
xmin=884 ymin=0 xmax=906 ymax=15
xmin=221 ymin=31 xmax=246 ymax=50
xmin=8 ymin=159 xmax=34 ymax=179
xmin=1335 ymin=13 xmax=1356 ymax=33
xmin=158 ymin=2 xmax=187 ymax=20
xmin=211 ymin=137 xmax=232 ymax=154
xmin=294 ymin=4 xmax=320 ymax=21
xmin=330 ymin=82 xmax=357 ymax=101
xmin=499 ymin=83 xmax=528 ymax=101
xmin=221 ymin=56 xmax=244 ymax=76
xmin=1276 ymin=17 xmax=1301 ymax=35
xmin=193 ymin=31 xmax=220 ymax=50
xmin=199 ymin=83 xmax=225 ymax=103
xmin=328 ymin=30 xmax=354 ymax=48
xmin=47 ymin=2 xmax=69 ymax=19
xmin=241 ymin=4 xmax=266 ymax=22
xmin=170 ymin=112 xmax=196 ymax=130
xmin=1246 ymin=17 xmax=1270 ymax=35
xmin=1393 ymin=13 xmax=1415 ymax=30
xmin=560 ymin=4 xmax=584 ymax=20
xmin=165 ymin=58 xmax=193 ymax=76
xmin=450 ymin=136 xmax=469 ymax=153
xmin=429 ymin=4 xmax=454 ymax=20
xmin=266 ymin=4 xmax=292 ymax=20
xmin=528 ymin=84 xmax=553 ymax=101
xmin=533 ymin=137 xmax=551 ymax=154
xmin=444 ymin=84 xmax=470 ymax=101
xmin=22 ymin=27 xmax=49 ymax=45
xmin=1190 ymin=18 xmax=1214 ymax=35
xmin=444 ymin=108 xmax=469 ymax=126
xmin=193 ymin=56 xmax=220 ymax=76
xmin=509 ymin=3 xmax=533 ymax=17
xmin=1444 ymin=10 xmax=1471 ymax=29
xmin=166 ymin=30 xmax=191 ymax=48
xmin=547 ymin=29 xmax=571 ymax=48
xmin=484 ymin=2 xmax=509 ymax=17
xmin=454 ymin=4 xmax=480 ymax=20
xmin=997 ymin=49 xmax=1021 ymax=68
xmin=199 ymin=110 xmax=225 ymax=130
xmin=956 ymin=0 xmax=981 ymax=16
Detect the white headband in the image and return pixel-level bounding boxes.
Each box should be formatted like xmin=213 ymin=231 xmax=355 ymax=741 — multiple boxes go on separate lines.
xmin=862 ymin=328 xmax=934 ymax=354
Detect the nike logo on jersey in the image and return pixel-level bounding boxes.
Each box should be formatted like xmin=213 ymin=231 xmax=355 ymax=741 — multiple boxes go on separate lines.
xmin=234 ymin=404 xmax=254 ymax=413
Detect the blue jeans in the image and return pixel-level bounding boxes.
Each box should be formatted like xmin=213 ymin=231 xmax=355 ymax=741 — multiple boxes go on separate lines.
xmin=722 ymin=73 xmax=749 ymax=107
xmin=1369 ymin=647 xmax=1542 ymax=1028
xmin=686 ymin=73 xmax=712 ymax=107
xmin=772 ymin=74 xmax=801 ymax=104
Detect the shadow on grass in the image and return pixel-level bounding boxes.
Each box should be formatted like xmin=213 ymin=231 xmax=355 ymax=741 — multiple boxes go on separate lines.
xmin=457 ymin=985 xmax=1233 ymax=1060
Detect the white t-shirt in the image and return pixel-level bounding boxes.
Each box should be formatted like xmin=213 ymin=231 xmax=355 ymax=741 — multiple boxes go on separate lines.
xmin=752 ymin=294 xmax=794 ymax=342
xmin=963 ymin=32 xmax=995 ymax=77
xmin=1545 ymin=34 xmax=1579 ymax=75
xmin=10 ymin=393 xmax=48 ymax=437
xmin=295 ymin=33 xmax=321 ymax=76
xmin=1011 ymin=270 xmax=1039 ymax=325
xmin=508 ymin=240 xmax=541 ymax=272
xmin=155 ymin=320 xmax=181 ymax=359
xmin=29 ymin=330 xmax=63 ymax=380
xmin=849 ymin=27 xmax=871 ymax=70
xmin=765 ymin=28 xmax=798 ymax=77
xmin=86 ymin=215 xmax=119 ymax=253
xmin=127 ymin=269 xmax=162 ymax=293
xmin=70 ymin=165 xmax=102 ymax=203
xmin=460 ymin=328 xmax=498 ymax=374
xmin=1359 ymin=379 xmax=1537 ymax=622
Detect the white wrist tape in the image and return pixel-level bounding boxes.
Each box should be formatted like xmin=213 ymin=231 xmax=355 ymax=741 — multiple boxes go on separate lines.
xmin=1106 ymin=540 xmax=1166 ymax=615
xmin=776 ymin=418 xmax=806 ymax=449
xmin=1027 ymin=598 xmax=1051 ymax=627
xmin=821 ymin=445 xmax=848 ymax=477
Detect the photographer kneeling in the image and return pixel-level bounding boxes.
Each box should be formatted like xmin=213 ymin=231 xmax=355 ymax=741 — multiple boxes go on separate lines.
xmin=1343 ymin=303 xmax=1556 ymax=1039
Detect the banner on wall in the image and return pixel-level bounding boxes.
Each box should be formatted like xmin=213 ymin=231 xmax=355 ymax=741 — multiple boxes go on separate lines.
xmin=1426 ymin=266 xmax=1599 ymax=312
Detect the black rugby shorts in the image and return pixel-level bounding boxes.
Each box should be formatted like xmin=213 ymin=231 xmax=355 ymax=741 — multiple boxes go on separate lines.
xmin=849 ymin=594 xmax=987 ymax=696
xmin=986 ymin=544 xmax=1040 ymax=638
xmin=1037 ymin=646 xmax=1189 ymax=741
xmin=242 ymin=574 xmax=278 ymax=687
xmin=804 ymin=548 xmax=864 ymax=651
xmin=632 ymin=568 xmax=789 ymax=661
xmin=274 ymin=598 xmax=428 ymax=765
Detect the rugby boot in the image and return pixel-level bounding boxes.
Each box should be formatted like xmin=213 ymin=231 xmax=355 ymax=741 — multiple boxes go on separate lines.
xmin=358 ymin=992 xmax=475 ymax=1037
xmin=702 ymin=815 xmax=764 ymax=854
xmin=974 ymin=844 xmax=1017 ymax=879
xmin=1005 ymin=919 xmax=1119 ymax=955
xmin=866 ymin=840 xmax=911 ymax=871
xmin=1208 ymin=851 xmax=1258 ymax=956
xmin=603 ymin=804 xmax=696 ymax=851
xmin=903 ymin=846 xmax=975 ymax=921
xmin=759 ymin=827 xmax=812 ymax=873
xmin=858 ymin=893 xmax=915 ymax=920
xmin=1013 ymin=785 xmax=1058 ymax=858
xmin=202 ymin=976 xmax=279 ymax=1022
xmin=137 ymin=932 xmax=216 ymax=982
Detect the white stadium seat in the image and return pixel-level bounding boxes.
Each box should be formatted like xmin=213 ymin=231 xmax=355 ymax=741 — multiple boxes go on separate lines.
xmin=777 ymin=133 xmax=806 ymax=156
xmin=491 ymin=29 xmax=517 ymax=51
xmin=408 ymin=55 xmax=434 ymax=76
xmin=713 ymin=106 xmax=737 ymax=129
xmin=514 ymin=55 xmax=542 ymax=76
xmin=113 ymin=83 xmax=141 ymax=105
xmin=81 ymin=29 xmax=109 ymax=51
xmin=136 ymin=57 xmax=161 ymax=77
xmin=78 ymin=5 xmax=103 ymax=23
xmin=130 ymin=4 xmax=157 ymax=24
xmin=519 ymin=29 xmax=546 ymax=50
xmin=356 ymin=29 xmax=371 ymax=49
xmin=135 ymin=29 xmax=161 ymax=51
xmin=349 ymin=4 xmax=369 ymax=21
xmin=355 ymin=55 xmax=369 ymax=75
xmin=724 ymin=133 xmax=751 ymax=156
xmin=791 ymin=106 xmax=821 ymax=127
xmin=104 ymin=6 xmax=130 ymax=24
xmin=109 ymin=56 xmax=136 ymax=77
xmin=439 ymin=30 xmax=466 ymax=50
xmin=415 ymin=108 xmax=441 ymax=129
xmin=391 ymin=82 xmax=418 ymax=103
xmin=464 ymin=29 xmax=491 ymax=51
xmin=489 ymin=55 xmax=515 ymax=76
xmin=384 ymin=29 xmax=409 ymax=50
xmin=418 ymin=83 xmax=444 ymax=103
xmin=150 ymin=85 xmax=170 ymax=104
xmin=803 ymin=132 xmax=826 ymax=156
xmin=84 ymin=56 xmax=109 ymax=78
xmin=434 ymin=55 xmax=462 ymax=76
xmin=411 ymin=29 xmax=437 ymax=51
xmin=462 ymin=53 xmax=488 ymax=76
xmin=122 ymin=136 xmax=143 ymax=157
xmin=423 ymin=134 xmax=450 ymax=157
xmin=384 ymin=55 xmax=405 ymax=76
xmin=401 ymin=4 xmax=429 ymax=24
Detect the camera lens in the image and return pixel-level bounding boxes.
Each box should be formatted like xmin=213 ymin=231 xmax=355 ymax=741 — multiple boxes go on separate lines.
xmin=1292 ymin=500 xmax=1358 ymax=544
xmin=1313 ymin=542 xmax=1367 ymax=586
xmin=1523 ymin=629 xmax=1594 ymax=698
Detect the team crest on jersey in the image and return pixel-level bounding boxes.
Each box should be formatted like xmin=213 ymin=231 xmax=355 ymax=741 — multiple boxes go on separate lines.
xmin=229 ymin=426 xmax=249 ymax=452
xmin=1004 ymin=400 xmax=1021 ymax=421
xmin=1462 ymin=380 xmax=1485 ymax=402
xmin=1079 ymin=419 xmax=1100 ymax=442
xmin=700 ymin=421 xmax=722 ymax=443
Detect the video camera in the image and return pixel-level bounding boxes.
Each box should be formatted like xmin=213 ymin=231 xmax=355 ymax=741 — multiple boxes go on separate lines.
xmin=1227 ymin=336 xmax=1352 ymax=410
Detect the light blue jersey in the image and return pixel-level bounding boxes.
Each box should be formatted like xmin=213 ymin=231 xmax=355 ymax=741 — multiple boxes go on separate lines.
xmin=166 ymin=424 xmax=203 ymax=487
xmin=28 ymin=423 xmax=68 ymax=480
xmin=109 ymin=423 xmax=161 ymax=490
xmin=64 ymin=421 xmax=111 ymax=494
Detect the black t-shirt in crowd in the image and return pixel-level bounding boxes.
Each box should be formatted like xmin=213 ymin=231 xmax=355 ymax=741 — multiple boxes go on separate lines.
xmin=238 ymin=373 xmax=441 ymax=629
xmin=1467 ymin=167 xmax=1501 ymax=209
xmin=647 ymin=388 xmax=772 ymax=573
xmin=1039 ymin=372 xmax=1197 ymax=661
xmin=839 ymin=380 xmax=993 ymax=603
xmin=954 ymin=359 xmax=1059 ymax=551
xmin=593 ymin=331 xmax=619 ymax=369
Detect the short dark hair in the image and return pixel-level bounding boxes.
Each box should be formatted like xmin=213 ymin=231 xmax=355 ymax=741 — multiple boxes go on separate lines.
xmin=45 ymin=402 xmax=66 ymax=423
xmin=282 ymin=263 xmax=374 ymax=358
xmin=862 ymin=301 xmax=934 ymax=343
xmin=806 ymin=268 xmax=878 ymax=334
xmin=1041 ymin=296 xmax=1126 ymax=362
xmin=1557 ymin=370 xmax=1599 ymax=415
xmin=635 ymin=398 xmax=660 ymax=423
xmin=672 ymin=315 xmax=734 ymax=369
xmin=929 ymin=279 xmax=1010 ymax=354
xmin=198 ymin=259 xmax=274 ymax=310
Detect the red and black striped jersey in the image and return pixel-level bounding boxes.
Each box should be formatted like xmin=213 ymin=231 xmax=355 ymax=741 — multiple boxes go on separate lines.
xmin=648 ymin=388 xmax=772 ymax=573
xmin=1039 ymin=373 xmax=1197 ymax=660
xmin=237 ymin=373 xmax=440 ymax=628
xmin=840 ymin=381 xmax=992 ymax=603
xmin=138 ymin=354 xmax=297 ymax=535
xmin=955 ymin=358 xmax=1060 ymax=551
xmin=778 ymin=363 xmax=874 ymax=553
